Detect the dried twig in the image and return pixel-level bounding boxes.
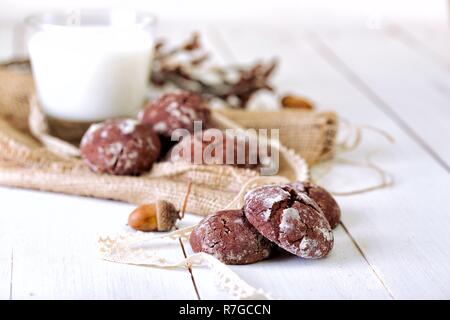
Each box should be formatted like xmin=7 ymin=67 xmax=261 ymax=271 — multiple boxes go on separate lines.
xmin=151 ymin=33 xmax=277 ymax=108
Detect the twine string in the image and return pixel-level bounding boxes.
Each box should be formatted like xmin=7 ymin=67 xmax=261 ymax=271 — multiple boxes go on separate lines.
xmin=313 ymin=120 xmax=395 ymax=196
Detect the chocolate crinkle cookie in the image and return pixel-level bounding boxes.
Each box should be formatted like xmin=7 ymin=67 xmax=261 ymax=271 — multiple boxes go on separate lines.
xmin=287 ymin=181 xmax=341 ymax=229
xmin=166 ymin=128 xmax=260 ymax=169
xmin=243 ymin=184 xmax=333 ymax=259
xmin=139 ymin=91 xmax=211 ymax=139
xmin=189 ymin=209 xmax=273 ymax=265
xmin=80 ymin=119 xmax=161 ymax=176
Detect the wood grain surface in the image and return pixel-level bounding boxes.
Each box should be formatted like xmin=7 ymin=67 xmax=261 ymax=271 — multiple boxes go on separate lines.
xmin=0 ymin=19 xmax=449 ymax=299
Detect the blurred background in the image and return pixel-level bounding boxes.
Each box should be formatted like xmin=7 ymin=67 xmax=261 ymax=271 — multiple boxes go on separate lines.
xmin=0 ymin=0 xmax=448 ymax=60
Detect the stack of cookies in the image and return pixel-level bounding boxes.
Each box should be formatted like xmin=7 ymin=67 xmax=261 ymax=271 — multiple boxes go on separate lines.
xmin=190 ymin=182 xmax=341 ymax=264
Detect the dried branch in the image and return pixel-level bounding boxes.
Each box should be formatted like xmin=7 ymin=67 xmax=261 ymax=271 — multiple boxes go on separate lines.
xmin=151 ymin=33 xmax=277 ymax=108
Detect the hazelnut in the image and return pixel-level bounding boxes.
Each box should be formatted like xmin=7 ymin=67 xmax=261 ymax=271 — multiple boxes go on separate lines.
xmin=281 ymin=95 xmax=314 ymax=110
xmin=128 ymin=200 xmax=179 ymax=232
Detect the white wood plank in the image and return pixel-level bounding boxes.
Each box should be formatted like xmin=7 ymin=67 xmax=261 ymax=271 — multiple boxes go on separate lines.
xmin=156 ymin=23 xmax=390 ymax=299
xmin=155 ymin=22 xmax=252 ymax=300
xmin=0 ymin=187 xmax=197 ymax=299
xmin=181 ymin=214 xmax=391 ymax=300
xmin=0 ymin=193 xmax=13 ymax=299
xmin=388 ymin=23 xmax=450 ymax=71
xmin=173 ymin=25 xmax=394 ymax=300
xmin=315 ymin=28 xmax=450 ymax=170
xmin=214 ymin=24 xmax=450 ymax=299
xmin=179 ymin=214 xmax=231 ymax=300
xmin=227 ymin=227 xmax=391 ymax=300
xmin=184 ymin=216 xmax=392 ymax=299
xmin=0 ymin=20 xmax=206 ymax=300
xmin=1 ymin=19 xmax=448 ymax=300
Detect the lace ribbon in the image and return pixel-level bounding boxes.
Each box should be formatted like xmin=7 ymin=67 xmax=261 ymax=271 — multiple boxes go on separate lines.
xmin=98 ymin=228 xmax=272 ymax=300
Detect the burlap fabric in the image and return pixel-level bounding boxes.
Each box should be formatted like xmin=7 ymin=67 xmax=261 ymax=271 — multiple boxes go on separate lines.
xmin=0 ymin=65 xmax=338 ymax=216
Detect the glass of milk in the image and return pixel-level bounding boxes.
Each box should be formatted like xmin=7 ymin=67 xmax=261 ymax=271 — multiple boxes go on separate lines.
xmin=26 ymin=9 xmax=156 ymax=123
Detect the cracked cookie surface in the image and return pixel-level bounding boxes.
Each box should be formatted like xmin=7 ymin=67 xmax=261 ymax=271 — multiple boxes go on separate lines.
xmin=244 ymin=184 xmax=334 ymax=259
xmin=189 ymin=209 xmax=272 ymax=265
xmin=166 ymin=128 xmax=260 ymax=169
xmin=287 ymin=182 xmax=341 ymax=229
xmin=80 ymin=119 xmax=161 ymax=175
xmin=139 ymin=91 xmax=211 ymax=139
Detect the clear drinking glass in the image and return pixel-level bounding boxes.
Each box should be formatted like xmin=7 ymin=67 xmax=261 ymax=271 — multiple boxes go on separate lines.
xmin=25 ymin=9 xmax=156 ymax=123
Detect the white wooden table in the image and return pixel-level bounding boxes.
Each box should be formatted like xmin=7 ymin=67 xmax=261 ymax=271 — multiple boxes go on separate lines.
xmin=1 ymin=20 xmax=450 ymax=300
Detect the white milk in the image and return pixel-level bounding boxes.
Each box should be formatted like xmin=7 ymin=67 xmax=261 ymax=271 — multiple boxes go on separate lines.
xmin=28 ymin=27 xmax=153 ymax=122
